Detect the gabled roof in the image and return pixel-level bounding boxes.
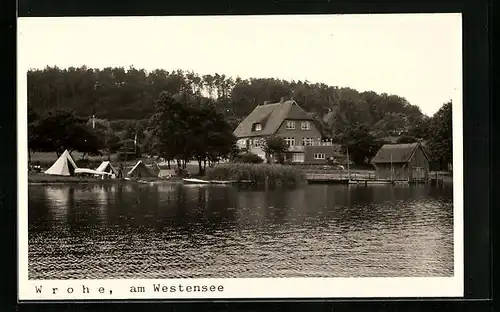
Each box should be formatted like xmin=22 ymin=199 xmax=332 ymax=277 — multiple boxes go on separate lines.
xmin=371 ymin=143 xmax=428 ymax=164
xmin=233 ymin=100 xmax=314 ymax=138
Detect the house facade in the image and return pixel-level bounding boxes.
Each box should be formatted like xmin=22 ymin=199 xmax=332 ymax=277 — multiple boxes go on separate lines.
xmin=233 ymin=99 xmax=344 ymax=164
xmin=371 ymin=143 xmax=430 ymax=182
xmin=303 ymin=144 xmax=347 ymax=165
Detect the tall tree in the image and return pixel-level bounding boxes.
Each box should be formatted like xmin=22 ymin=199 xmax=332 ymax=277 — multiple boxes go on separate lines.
xmin=426 ymin=101 xmax=452 ymax=169
xmin=27 ymin=106 xmax=39 ymax=163
xmin=30 ymin=109 xmax=103 ymax=157
xmin=339 ymin=124 xmax=384 ymax=165
xmin=203 ymin=74 xmax=215 ymax=98
xmin=151 ymin=92 xmax=235 ymax=174
xmin=188 ymin=103 xmax=236 ymax=174
xmin=264 ymin=136 xmax=289 ymax=164
xmin=150 ymin=92 xmax=188 ymax=167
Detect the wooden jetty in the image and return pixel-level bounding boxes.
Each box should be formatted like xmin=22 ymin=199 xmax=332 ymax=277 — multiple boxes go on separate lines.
xmin=348 ymin=179 xmax=394 ymax=185
xmin=305 ymin=173 xmax=412 ymax=185
xmin=307 ymin=177 xmax=349 ymax=184
xmin=306 ymin=149 xmax=399 ymax=185
xmin=429 ymin=171 xmax=448 ymax=186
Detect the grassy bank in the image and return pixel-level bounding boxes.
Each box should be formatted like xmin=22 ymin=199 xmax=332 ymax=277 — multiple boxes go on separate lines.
xmin=27 ymin=172 xmax=127 ymax=184
xmin=205 ymin=163 xmax=306 ymax=186
xmin=30 ymin=152 xmax=201 ymax=175
xmin=27 ymin=172 xmax=184 ymax=184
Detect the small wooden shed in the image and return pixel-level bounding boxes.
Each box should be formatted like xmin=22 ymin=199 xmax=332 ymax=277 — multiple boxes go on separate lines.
xmin=371 ymin=143 xmax=430 ymax=182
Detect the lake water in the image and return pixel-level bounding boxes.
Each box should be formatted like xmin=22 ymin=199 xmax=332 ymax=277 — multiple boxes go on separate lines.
xmin=28 ymin=183 xmax=454 ymax=279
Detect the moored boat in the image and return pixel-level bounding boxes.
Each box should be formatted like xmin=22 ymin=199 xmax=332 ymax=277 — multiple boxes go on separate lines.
xmin=209 ymin=180 xmax=237 ymax=184
xmin=183 ymin=178 xmax=211 ymax=184
xmin=182 ymin=178 xmax=236 ymax=185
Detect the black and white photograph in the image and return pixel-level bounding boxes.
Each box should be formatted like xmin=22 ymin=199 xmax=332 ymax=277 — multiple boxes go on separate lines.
xmin=18 ymin=13 xmax=463 ymax=299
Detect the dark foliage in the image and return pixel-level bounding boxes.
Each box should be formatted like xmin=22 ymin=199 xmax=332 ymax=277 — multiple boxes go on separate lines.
xmin=233 ymin=152 xmax=264 ymax=164
xmin=27 ymin=66 xmax=452 ymax=170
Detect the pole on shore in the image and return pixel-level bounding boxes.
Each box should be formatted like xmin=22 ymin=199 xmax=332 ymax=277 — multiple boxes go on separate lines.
xmin=347 ymin=146 xmax=351 ymax=182
xmin=390 ymin=153 xmax=393 ymax=182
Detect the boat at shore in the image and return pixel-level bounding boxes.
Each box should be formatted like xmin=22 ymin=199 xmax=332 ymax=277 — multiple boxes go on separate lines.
xmin=182 ymin=178 xmax=236 ymax=185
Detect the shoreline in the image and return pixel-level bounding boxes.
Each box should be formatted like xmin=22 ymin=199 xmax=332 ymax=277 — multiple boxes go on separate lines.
xmin=27 ymin=173 xmax=183 ymax=185
xmin=28 ymin=170 xmax=453 ymax=185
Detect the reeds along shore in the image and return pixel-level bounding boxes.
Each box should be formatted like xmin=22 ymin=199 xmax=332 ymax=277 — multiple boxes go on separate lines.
xmin=205 ymin=163 xmax=307 ymax=186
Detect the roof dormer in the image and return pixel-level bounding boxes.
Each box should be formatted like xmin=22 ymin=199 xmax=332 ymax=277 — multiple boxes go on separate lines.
xmin=252 ymin=123 xmax=262 ymax=131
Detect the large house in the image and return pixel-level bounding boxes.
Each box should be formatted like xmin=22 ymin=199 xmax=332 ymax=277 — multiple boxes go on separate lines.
xmin=233 ymin=98 xmax=345 ymax=164
xmin=371 ymin=143 xmax=430 ymax=182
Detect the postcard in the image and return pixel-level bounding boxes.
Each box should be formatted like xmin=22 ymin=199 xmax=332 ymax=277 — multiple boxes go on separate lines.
xmin=17 ymin=13 xmax=463 ymax=300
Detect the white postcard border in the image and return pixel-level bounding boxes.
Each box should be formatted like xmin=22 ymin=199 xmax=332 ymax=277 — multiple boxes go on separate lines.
xmin=17 ymin=14 xmax=464 ymax=301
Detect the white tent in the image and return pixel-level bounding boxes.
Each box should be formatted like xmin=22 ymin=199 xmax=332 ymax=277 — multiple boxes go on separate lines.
xmin=44 ymin=150 xmax=78 ymax=176
xmin=95 ymin=161 xmax=117 ymax=176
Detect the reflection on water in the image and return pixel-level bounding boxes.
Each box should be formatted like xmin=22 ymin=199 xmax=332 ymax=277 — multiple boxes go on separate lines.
xmin=28 ymin=183 xmax=453 ymax=279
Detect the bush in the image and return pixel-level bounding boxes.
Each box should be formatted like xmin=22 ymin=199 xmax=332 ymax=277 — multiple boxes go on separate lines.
xmin=109 ymin=119 xmax=135 ymax=132
xmin=396 ymin=135 xmax=418 ymax=144
xmin=107 ymin=134 xmax=123 ymax=153
xmin=119 ymin=139 xmax=135 ymax=151
xmin=117 ymin=151 xmax=136 ymax=162
xmin=205 ymin=163 xmax=306 ymax=186
xmin=75 ymin=159 xmax=101 ymax=168
xmin=233 ymin=152 xmax=264 ymax=164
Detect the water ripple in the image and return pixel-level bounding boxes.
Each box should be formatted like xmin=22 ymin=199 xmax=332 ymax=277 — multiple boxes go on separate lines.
xmin=28 ymin=184 xmax=454 ymax=279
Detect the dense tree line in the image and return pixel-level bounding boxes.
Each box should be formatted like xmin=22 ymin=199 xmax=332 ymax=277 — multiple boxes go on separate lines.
xmin=27 ymin=66 xmax=453 ymax=170
xmin=28 ymin=66 xmax=425 ymax=134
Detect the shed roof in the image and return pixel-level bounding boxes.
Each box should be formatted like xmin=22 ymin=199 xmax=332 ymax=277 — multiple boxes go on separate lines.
xmin=233 ymin=100 xmax=313 ymax=138
xmin=371 ymin=143 xmax=428 ymax=164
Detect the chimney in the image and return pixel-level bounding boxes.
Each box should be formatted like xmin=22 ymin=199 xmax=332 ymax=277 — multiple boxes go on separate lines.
xmin=280 ymin=97 xmax=284 ymax=104
xmin=263 ymin=101 xmax=269 ymax=105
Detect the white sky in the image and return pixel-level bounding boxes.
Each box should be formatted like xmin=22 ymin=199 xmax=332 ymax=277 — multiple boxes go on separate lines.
xmin=18 ymin=14 xmax=462 ymax=116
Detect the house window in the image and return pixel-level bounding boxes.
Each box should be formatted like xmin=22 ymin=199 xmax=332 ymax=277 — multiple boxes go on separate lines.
xmin=284 ymin=137 xmax=295 ymax=146
xmin=314 ymin=153 xmax=326 ymax=160
xmin=237 ymin=139 xmax=246 ymax=147
xmin=286 ymin=121 xmax=295 ymax=129
xmin=254 ymin=138 xmax=264 ymax=147
xmin=253 ymin=123 xmax=262 ymax=131
xmin=293 ymin=153 xmax=305 ymax=163
xmin=302 ymin=138 xmax=314 ymax=146
xmin=301 ymin=121 xmax=311 ymax=130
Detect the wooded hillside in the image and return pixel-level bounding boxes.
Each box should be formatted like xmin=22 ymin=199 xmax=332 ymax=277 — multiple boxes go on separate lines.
xmin=27 ymin=66 xmax=452 ymax=169
xmin=28 ymin=66 xmax=426 ymax=137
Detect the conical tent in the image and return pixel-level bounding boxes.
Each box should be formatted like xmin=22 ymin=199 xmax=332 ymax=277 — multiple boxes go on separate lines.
xmin=127 ymin=160 xmax=156 ymax=178
xmin=95 ymin=161 xmax=117 ymax=176
xmin=44 ymin=150 xmax=78 ymax=176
